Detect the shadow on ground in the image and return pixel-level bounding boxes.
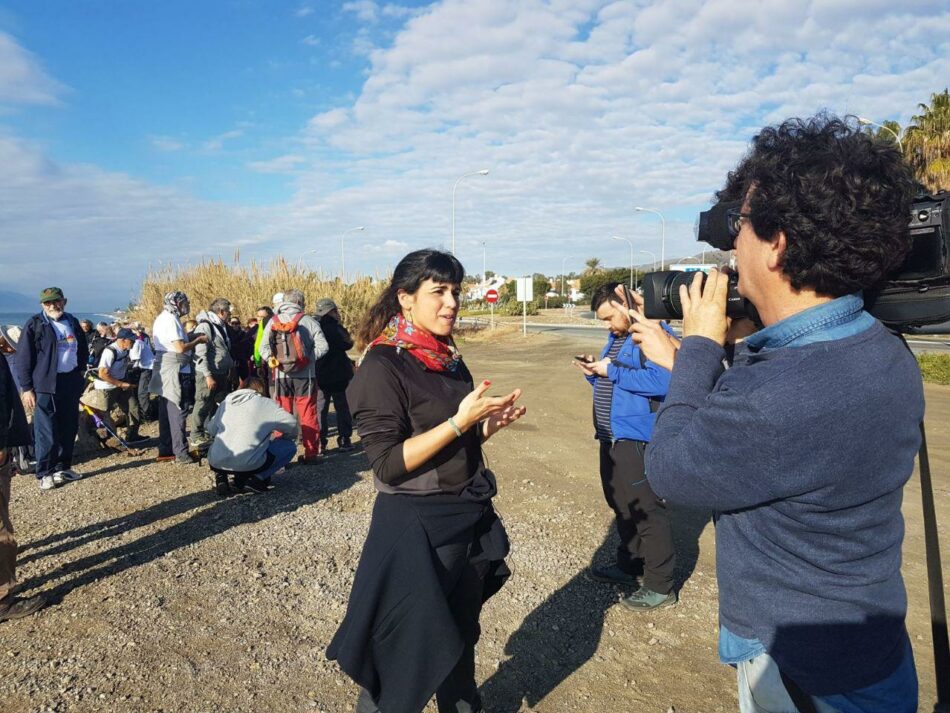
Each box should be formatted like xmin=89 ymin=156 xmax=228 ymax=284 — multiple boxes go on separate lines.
xmin=481 ymin=505 xmax=710 ymax=711
xmin=17 ymin=452 xmax=365 ymax=604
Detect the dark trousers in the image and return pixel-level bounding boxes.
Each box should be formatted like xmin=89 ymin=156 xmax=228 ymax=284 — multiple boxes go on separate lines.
xmin=104 ymin=387 xmax=142 ymax=432
xmin=356 ymin=536 xmax=485 ymax=713
xmin=191 ymin=375 xmax=229 ymax=439
xmin=136 ymin=369 xmax=154 ymax=421
xmin=0 ymin=461 xmax=15 ymax=601
xmin=33 ymin=369 xmax=84 ymax=478
xmin=599 ymin=439 xmax=676 ymax=594
xmin=320 ymin=388 xmax=353 ymax=446
xmin=157 ymin=397 xmax=189 ymax=458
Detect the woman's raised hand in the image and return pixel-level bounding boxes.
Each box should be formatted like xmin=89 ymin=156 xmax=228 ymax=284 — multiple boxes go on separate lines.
xmin=454 ymin=380 xmax=525 ymax=433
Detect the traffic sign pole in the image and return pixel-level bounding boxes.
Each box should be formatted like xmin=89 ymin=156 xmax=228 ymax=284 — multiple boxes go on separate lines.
xmin=485 ymin=288 xmax=499 ymax=331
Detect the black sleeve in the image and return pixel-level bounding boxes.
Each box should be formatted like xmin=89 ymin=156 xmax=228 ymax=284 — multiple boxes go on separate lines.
xmin=348 ymin=350 xmax=412 ymax=484
xmin=15 ymin=318 xmax=36 ymax=392
xmin=72 ymin=316 xmax=89 ymax=370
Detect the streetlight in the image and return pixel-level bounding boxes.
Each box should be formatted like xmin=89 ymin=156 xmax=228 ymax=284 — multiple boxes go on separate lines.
xmin=340 ymin=226 xmax=365 ymax=282
xmin=612 ymin=235 xmax=635 ymax=290
xmin=560 ymin=254 xmax=573 ymax=297
xmin=640 ymin=250 xmax=657 ymax=271
xmin=634 ymin=207 xmax=666 ymax=269
xmin=482 ymin=241 xmax=487 ymax=285
xmin=452 ymin=169 xmax=490 ymax=256
xmin=857 ymin=116 xmax=903 ymax=153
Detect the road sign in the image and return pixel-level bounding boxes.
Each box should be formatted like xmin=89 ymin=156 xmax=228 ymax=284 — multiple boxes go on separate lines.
xmin=516 ymin=277 xmax=534 ymax=302
xmin=485 ymin=289 xmax=499 ymax=304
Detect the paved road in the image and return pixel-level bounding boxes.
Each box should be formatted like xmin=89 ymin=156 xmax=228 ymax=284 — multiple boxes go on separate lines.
xmin=469 ymin=320 xmax=950 ymax=355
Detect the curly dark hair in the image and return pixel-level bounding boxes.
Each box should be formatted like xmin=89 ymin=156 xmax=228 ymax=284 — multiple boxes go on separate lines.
xmin=718 ymin=114 xmax=918 ymax=297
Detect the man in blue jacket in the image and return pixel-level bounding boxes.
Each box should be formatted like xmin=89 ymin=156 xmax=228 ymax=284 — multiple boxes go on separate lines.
xmin=16 ymin=287 xmax=89 ymax=491
xmin=637 ymin=116 xmax=922 ymax=711
xmin=574 ymin=282 xmax=676 ymax=610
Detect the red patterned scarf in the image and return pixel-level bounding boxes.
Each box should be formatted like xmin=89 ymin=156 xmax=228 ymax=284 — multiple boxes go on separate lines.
xmin=369 ymin=314 xmax=461 ymax=372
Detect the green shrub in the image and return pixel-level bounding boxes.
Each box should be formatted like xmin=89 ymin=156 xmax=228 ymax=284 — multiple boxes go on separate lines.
xmin=498 ymin=299 xmax=540 ymax=316
xmin=917 ymin=353 xmax=950 ymax=385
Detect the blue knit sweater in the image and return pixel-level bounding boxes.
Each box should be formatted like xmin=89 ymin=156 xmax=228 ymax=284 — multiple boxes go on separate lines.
xmin=647 ymin=316 xmax=923 ymax=695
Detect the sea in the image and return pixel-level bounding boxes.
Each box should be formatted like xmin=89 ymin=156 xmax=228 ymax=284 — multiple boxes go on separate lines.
xmin=0 ymin=311 xmax=120 ymax=329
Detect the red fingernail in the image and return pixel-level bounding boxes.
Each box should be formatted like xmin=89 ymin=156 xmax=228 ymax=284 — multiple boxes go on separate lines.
xmin=484 ymin=380 xmax=491 ymax=385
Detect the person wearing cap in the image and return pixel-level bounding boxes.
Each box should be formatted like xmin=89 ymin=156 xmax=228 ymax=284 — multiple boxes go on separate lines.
xmin=0 ymin=333 xmax=46 ymax=621
xmin=15 ymin=288 xmax=89 ymax=491
xmin=190 ymin=298 xmax=236 ymax=447
xmin=128 ymin=322 xmax=156 ymax=422
xmin=314 ymin=298 xmax=355 ymax=452
xmin=92 ymin=328 xmax=147 ymax=443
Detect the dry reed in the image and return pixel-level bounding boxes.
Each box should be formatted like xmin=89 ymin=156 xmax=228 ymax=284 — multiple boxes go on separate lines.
xmin=129 ymin=257 xmax=385 ymax=331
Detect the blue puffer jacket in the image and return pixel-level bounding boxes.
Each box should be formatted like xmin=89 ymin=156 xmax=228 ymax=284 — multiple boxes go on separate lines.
xmin=586 ymin=331 xmax=671 ymax=442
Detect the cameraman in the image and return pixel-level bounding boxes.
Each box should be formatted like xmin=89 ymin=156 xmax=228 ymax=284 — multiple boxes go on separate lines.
xmin=638 ymin=116 xmax=921 ymax=712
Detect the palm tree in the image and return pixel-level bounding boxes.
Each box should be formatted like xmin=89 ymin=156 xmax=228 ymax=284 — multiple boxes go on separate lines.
xmin=905 ymin=89 xmax=950 ymax=192
xmin=583 ymin=257 xmax=602 ymax=276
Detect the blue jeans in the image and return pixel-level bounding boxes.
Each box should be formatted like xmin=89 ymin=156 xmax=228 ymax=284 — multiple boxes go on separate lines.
xmin=33 ymin=370 xmax=84 ymax=478
xmin=736 ymin=640 xmax=917 ymax=713
xmin=256 ymin=438 xmax=297 ymax=481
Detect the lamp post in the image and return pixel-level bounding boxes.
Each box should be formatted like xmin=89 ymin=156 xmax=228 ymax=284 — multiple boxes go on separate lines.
xmin=640 ymin=250 xmax=657 ymax=271
xmin=612 ymin=235 xmax=635 ymax=290
xmin=452 ymin=169 xmax=489 ymax=256
xmin=340 ymin=226 xmax=365 ymax=282
xmin=482 ymin=241 xmax=487 ymax=284
xmin=560 ymin=254 xmax=573 ymax=297
xmin=857 ymin=116 xmax=903 ymax=153
xmin=634 ymin=207 xmax=666 ymax=269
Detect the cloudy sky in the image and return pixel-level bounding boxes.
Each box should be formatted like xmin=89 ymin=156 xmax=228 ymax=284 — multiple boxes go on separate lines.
xmin=1 ymin=0 xmax=947 ymax=309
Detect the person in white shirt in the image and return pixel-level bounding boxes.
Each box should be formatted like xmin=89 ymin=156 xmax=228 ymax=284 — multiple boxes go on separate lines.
xmin=128 ymin=322 xmax=155 ymax=422
xmin=148 ymin=292 xmax=205 ymax=465
xmin=93 ymin=328 xmax=147 ymax=443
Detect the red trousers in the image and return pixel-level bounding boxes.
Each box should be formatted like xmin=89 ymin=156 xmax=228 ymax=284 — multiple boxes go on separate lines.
xmin=273 ymin=376 xmax=321 ymax=457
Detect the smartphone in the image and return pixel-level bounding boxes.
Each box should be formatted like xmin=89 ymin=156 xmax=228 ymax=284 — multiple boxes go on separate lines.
xmin=574 ymin=355 xmax=593 ymax=364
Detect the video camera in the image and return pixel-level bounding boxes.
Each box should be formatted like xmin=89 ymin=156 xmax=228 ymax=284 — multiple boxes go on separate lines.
xmin=642 ymin=190 xmax=950 ymax=332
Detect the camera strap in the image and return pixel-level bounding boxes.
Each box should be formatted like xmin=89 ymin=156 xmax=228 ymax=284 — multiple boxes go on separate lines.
xmin=899 ymin=335 xmax=950 ymax=709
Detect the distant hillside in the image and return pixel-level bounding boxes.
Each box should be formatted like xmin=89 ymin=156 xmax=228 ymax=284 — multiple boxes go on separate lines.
xmin=0 ymin=290 xmax=36 ymax=311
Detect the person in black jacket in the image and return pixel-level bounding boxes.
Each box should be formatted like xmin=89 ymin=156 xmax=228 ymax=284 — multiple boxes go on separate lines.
xmin=314 ymin=298 xmax=355 ymax=452
xmin=0 ymin=339 xmax=46 ymax=622
xmin=327 ymin=250 xmax=526 ymax=713
xmin=16 ymin=287 xmax=89 ymax=490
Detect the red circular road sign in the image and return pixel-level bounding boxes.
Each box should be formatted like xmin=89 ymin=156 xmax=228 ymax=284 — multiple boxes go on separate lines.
xmin=485 ymin=289 xmax=499 ymax=304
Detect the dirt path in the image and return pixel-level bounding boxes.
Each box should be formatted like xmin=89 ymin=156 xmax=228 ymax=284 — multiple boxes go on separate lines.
xmin=3 ymin=331 xmax=947 ymax=712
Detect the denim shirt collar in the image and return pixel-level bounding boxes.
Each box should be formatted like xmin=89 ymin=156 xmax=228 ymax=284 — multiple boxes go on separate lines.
xmin=744 ymin=293 xmax=874 ymax=353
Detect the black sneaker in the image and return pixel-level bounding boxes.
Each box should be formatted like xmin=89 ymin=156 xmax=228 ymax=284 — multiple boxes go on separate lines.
xmin=125 ymin=431 xmax=150 ymax=444
xmin=245 ymin=477 xmax=271 ymax=493
xmin=338 ymin=438 xmax=354 ymax=452
xmin=586 ymin=563 xmax=640 ymax=586
xmin=214 ymin=473 xmax=229 ymax=497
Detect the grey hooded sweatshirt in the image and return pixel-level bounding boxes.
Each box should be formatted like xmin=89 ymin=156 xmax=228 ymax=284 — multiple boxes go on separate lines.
xmin=207 ymin=388 xmax=299 ymax=472
xmin=193 ymin=310 xmax=235 ymax=377
xmin=258 ymin=301 xmax=329 ymax=380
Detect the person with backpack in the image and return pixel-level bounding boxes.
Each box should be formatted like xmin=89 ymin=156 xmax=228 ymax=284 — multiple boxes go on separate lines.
xmin=91 ymin=327 xmax=148 ymax=444
xmin=128 ymin=322 xmax=155 ymax=422
xmin=190 ymin=298 xmax=235 ymax=448
xmin=314 ymin=298 xmax=355 ymax=452
xmin=258 ymin=289 xmax=328 ymax=463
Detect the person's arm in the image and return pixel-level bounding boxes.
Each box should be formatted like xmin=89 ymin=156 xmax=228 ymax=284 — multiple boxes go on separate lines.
xmin=263 ymin=399 xmax=300 ymax=439
xmin=355 ymin=356 xmax=522 ymax=482
xmin=308 ymin=318 xmax=329 ymax=361
xmin=193 ymin=323 xmax=212 ymax=377
xmin=338 ymin=323 xmax=354 ymax=351
xmin=97 ymin=351 xmax=133 ymax=390
xmin=16 ymin=320 xmax=36 ymax=409
xmin=258 ymin=320 xmax=273 ymax=361
xmin=605 ymin=355 xmax=670 ymax=397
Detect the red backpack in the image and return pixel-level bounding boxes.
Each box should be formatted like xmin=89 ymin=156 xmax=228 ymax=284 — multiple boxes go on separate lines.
xmin=268 ymin=313 xmax=310 ymax=374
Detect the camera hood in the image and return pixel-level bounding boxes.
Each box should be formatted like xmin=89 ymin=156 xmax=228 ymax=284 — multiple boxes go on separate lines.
xmin=696 ymin=200 xmax=740 ymax=251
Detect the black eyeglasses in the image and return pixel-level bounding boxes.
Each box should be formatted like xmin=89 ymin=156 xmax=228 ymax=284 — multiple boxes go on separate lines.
xmin=726 ymin=207 xmax=752 ymax=238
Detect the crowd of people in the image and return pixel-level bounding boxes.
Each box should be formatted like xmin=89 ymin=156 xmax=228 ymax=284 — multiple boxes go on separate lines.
xmin=0 ymin=114 xmax=930 ymax=713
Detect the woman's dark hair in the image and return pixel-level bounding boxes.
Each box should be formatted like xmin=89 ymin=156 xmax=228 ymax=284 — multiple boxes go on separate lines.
xmin=356 ymin=249 xmax=465 ymax=349
xmin=718 ymin=114 xmax=918 ymax=297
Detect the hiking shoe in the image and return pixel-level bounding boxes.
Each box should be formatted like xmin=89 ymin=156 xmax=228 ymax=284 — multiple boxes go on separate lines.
xmin=189 ymin=434 xmax=212 ymax=448
xmin=175 ymin=454 xmax=198 ymax=465
xmin=619 ymin=586 xmax=677 ymax=612
xmin=56 ymin=468 xmax=82 ymax=482
xmin=245 ymin=477 xmax=271 ymax=493
xmin=338 ymin=438 xmax=354 ymax=452
xmin=39 ymin=475 xmax=57 ymax=491
xmin=213 ymin=473 xmax=229 ymax=497
xmin=0 ymin=594 xmax=46 ymax=622
xmin=587 ymin=563 xmax=640 ymax=586
xmin=125 ymin=431 xmax=150 ymax=444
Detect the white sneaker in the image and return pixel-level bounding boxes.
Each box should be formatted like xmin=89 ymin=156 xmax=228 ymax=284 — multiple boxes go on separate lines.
xmin=56 ymin=468 xmax=82 ymax=482
xmin=39 ymin=475 xmax=57 ymax=491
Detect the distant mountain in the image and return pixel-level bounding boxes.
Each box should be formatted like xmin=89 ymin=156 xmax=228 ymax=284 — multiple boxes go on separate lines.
xmin=0 ymin=290 xmax=36 ymax=311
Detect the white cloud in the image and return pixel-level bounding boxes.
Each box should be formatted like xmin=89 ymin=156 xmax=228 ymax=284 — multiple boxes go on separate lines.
xmin=149 ymin=135 xmax=185 ymax=152
xmin=308 ymin=107 xmax=349 ymax=130
xmin=343 ymin=0 xmax=380 ymax=23
xmin=301 ymin=34 xmax=320 ymax=46
xmin=247 ymin=154 xmax=306 ymax=174
xmin=203 ymin=129 xmax=244 ymax=152
xmin=0 ymin=31 xmax=65 ymax=108
xmin=295 ymin=5 xmax=314 ymax=17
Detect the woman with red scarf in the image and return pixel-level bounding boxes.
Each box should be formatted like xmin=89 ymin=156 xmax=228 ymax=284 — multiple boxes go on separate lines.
xmin=327 ymin=249 xmax=526 ymax=713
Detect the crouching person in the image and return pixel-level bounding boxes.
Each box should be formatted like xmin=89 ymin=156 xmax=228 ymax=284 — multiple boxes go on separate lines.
xmin=92 ymin=328 xmax=147 ymax=443
xmin=206 ymin=378 xmax=298 ymax=496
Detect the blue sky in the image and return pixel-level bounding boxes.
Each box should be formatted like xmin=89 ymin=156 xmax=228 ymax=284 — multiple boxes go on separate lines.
xmin=0 ymin=0 xmax=948 ymax=309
